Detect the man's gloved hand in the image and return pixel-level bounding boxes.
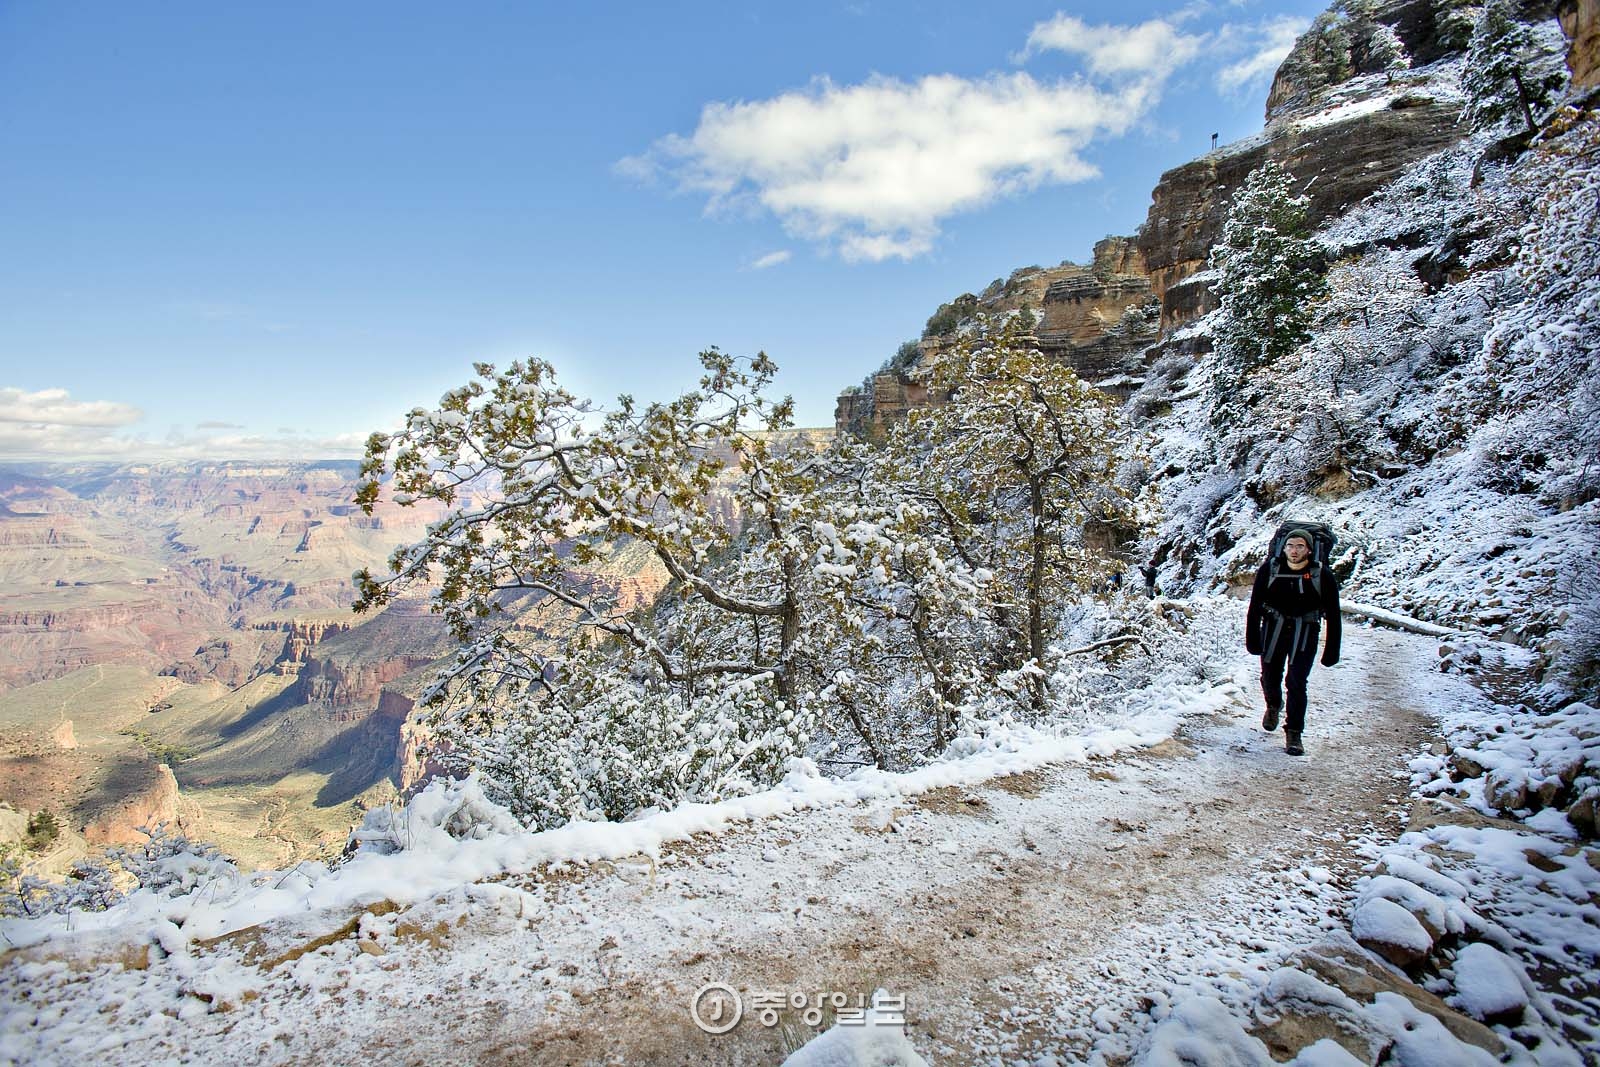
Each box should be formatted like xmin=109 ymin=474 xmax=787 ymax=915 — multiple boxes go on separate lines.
xmin=1322 ymin=651 xmax=1339 ymax=667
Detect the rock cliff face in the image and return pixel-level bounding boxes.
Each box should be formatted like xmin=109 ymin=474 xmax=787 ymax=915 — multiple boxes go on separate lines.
xmin=1560 ymin=0 xmax=1600 ymax=85
xmin=397 ymin=704 xmax=446 ymax=795
xmin=284 ymin=600 xmax=452 ymax=713
xmin=836 ymin=238 xmax=1157 ymax=436
xmin=835 ymin=374 xmax=935 ymax=440
xmin=256 ymin=619 xmax=353 ymax=673
xmin=1263 ymin=0 xmax=1477 ymax=119
xmin=1138 ymin=73 xmax=1464 ymax=330
xmin=82 ymin=763 xmax=179 ymax=846
xmin=294 ymin=653 xmax=439 ymax=714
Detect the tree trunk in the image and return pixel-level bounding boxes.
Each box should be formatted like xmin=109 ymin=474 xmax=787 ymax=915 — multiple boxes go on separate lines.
xmin=775 ymin=551 xmax=802 ymax=709
xmin=1026 ymin=476 xmax=1048 ymax=708
xmin=1511 ymin=68 xmax=1537 ymax=136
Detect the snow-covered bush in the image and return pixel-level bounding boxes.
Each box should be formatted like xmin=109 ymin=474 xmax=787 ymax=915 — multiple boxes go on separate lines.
xmin=0 ymin=822 xmax=235 ymax=919
xmin=439 ymin=658 xmax=810 ymax=827
xmin=351 ymin=773 xmax=523 ymax=852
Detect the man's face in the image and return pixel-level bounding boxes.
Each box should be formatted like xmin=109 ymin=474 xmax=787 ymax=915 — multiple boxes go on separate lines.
xmin=1285 ymin=537 xmax=1311 ymax=565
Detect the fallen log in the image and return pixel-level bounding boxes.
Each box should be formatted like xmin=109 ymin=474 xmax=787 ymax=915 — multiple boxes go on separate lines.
xmin=1342 ymin=600 xmax=1472 ymax=638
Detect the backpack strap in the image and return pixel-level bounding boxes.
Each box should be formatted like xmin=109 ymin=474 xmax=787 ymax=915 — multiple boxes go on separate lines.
xmin=1269 ymin=556 xmax=1322 ymax=597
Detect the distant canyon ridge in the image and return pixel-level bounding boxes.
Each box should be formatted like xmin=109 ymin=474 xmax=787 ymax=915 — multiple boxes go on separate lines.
xmin=0 ymin=463 xmax=665 ymax=871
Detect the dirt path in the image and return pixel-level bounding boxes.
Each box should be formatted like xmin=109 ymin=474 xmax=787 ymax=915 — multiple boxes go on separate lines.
xmin=20 ymin=625 xmax=1462 ymax=1067
xmin=492 ymin=626 xmax=1436 ymax=1066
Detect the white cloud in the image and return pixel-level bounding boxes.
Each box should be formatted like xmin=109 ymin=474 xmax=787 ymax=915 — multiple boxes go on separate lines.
xmin=621 ymin=71 xmax=1154 ymax=262
xmin=1215 ymin=16 xmax=1306 ymax=97
xmin=0 ymin=389 xmax=364 ymax=461
xmin=0 ymin=387 xmax=142 ymax=427
xmin=1021 ymin=15 xmax=1206 ymax=79
xmin=750 ymin=250 xmax=792 ymax=270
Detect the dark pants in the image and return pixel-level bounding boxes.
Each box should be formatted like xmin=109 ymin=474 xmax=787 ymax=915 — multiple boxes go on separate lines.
xmin=1260 ymin=641 xmax=1318 ymax=732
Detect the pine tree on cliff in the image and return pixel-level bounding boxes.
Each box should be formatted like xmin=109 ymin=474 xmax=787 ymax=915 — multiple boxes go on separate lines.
xmin=1206 ymin=161 xmax=1328 ymax=434
xmin=1463 ymin=0 xmax=1565 ymax=137
xmin=1279 ymin=10 xmax=1353 ymax=96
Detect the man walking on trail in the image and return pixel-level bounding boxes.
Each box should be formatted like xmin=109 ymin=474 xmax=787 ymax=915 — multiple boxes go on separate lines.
xmin=1246 ymin=529 xmax=1341 ymax=756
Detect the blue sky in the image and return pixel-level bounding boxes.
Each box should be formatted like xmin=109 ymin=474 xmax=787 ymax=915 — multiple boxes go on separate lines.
xmin=0 ymin=1 xmax=1322 ymax=461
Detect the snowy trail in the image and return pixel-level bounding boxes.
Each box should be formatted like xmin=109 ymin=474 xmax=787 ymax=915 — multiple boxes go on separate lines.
xmin=5 ymin=625 xmax=1464 ymax=1066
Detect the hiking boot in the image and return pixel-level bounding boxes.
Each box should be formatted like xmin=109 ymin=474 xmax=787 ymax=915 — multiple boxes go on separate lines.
xmin=1285 ymin=731 xmax=1304 ymax=756
xmin=1262 ymin=703 xmax=1281 ymax=732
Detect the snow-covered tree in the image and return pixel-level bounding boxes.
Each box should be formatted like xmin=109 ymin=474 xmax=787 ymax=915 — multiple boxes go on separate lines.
xmin=356 ymin=350 xmax=997 ymax=819
xmin=1252 ymin=250 xmax=1423 ymax=494
xmin=888 ymin=317 xmax=1139 ymax=706
xmin=1278 ymin=10 xmax=1354 ymax=96
xmin=1463 ymin=0 xmax=1566 ymax=136
xmin=1207 ymin=161 xmax=1329 ymax=434
xmin=1342 ymin=0 xmax=1409 ymax=74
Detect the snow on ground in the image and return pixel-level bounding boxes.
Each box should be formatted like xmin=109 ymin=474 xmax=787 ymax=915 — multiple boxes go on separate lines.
xmin=10 ymin=612 xmax=1591 ymax=1066
xmin=0 ymin=678 xmax=1228 ymax=956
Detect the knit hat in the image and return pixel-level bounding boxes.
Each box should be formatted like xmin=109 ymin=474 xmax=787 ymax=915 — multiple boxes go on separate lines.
xmin=1283 ymin=528 xmax=1315 ymax=551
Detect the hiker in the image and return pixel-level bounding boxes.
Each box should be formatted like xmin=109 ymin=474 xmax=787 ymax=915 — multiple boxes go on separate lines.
xmin=1245 ymin=527 xmax=1341 ymax=756
xmin=1139 ymin=563 xmax=1159 ymax=599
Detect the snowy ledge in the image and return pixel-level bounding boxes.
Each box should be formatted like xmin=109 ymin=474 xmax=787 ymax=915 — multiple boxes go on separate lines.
xmin=1 ymin=680 xmax=1239 ymax=956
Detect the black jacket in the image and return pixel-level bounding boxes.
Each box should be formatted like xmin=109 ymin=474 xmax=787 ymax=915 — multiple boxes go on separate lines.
xmin=1245 ymin=557 xmax=1341 ymax=665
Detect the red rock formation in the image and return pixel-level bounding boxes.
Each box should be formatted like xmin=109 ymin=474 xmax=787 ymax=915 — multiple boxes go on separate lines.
xmin=254 ymin=618 xmax=354 ymax=668
xmin=1559 ymin=0 xmax=1600 ymax=87
xmin=836 ymin=238 xmax=1156 ymax=437
xmin=83 ymin=763 xmax=179 ymax=846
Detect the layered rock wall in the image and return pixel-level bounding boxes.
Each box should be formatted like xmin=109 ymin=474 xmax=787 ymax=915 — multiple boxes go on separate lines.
xmin=1138 ymin=84 xmax=1463 ymax=330
xmin=836 ymin=238 xmax=1156 ymax=436
xmin=1560 ymin=0 xmax=1600 ymax=86
xmin=256 ymin=619 xmax=353 ymax=672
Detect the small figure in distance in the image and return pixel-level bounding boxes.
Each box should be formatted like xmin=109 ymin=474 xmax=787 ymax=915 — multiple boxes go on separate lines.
xmin=1139 ymin=562 xmax=1159 ymax=599
xmin=1245 ymin=528 xmax=1341 ymax=756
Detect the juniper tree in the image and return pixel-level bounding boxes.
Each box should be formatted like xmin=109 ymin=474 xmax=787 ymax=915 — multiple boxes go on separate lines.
xmin=1207 ymin=160 xmax=1328 ymax=435
xmin=1463 ymin=0 xmax=1565 ymax=136
xmin=354 ymin=350 xmax=991 ymax=821
xmin=887 ymin=316 xmax=1138 ymax=707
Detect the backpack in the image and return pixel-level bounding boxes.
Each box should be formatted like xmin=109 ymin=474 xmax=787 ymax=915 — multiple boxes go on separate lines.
xmin=1267 ymin=520 xmax=1336 ymax=597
